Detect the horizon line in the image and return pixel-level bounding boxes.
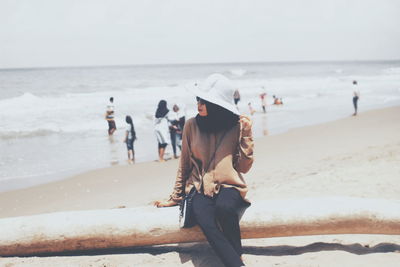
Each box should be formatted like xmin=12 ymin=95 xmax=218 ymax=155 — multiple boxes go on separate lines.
xmin=1 ymin=59 xmax=399 ymax=71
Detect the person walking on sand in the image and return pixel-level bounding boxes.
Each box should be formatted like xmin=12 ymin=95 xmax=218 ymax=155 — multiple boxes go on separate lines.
xmin=169 ymin=104 xmax=185 ymax=159
xmin=124 ymin=115 xmax=137 ymax=163
xmin=105 ymin=97 xmax=116 ymax=135
xmin=154 ymin=100 xmax=170 ymax=162
xmin=155 ymin=74 xmax=253 ymax=267
xmin=352 ymin=80 xmax=360 ymax=116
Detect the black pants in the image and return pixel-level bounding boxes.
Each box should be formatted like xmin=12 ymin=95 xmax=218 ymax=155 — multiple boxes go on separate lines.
xmin=170 ymin=131 xmax=181 ymax=156
xmin=353 ymin=96 xmax=359 ymax=113
xmin=192 ymin=187 xmax=246 ymax=267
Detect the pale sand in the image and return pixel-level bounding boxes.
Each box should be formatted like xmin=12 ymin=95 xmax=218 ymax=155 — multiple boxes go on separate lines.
xmin=1 ymin=106 xmax=399 ymax=266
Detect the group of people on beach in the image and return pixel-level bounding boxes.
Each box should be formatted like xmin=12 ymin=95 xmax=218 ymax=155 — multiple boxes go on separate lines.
xmin=246 ymin=91 xmax=284 ymax=115
xmin=246 ymin=79 xmax=360 ymax=117
xmin=154 ymin=101 xmax=186 ymax=162
xmin=233 ymin=87 xmax=285 ymax=116
xmin=104 ymin=97 xmax=185 ymax=163
xmin=105 ymin=78 xmax=359 ymax=166
xmin=104 ymin=97 xmax=137 ymax=163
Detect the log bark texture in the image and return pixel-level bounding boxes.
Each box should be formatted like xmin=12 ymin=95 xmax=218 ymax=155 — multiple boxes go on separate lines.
xmin=1 ymin=197 xmax=399 ymax=256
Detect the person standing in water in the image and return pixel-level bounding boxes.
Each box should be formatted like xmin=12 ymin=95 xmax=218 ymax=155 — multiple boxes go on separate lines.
xmin=248 ymin=102 xmax=256 ymax=115
xmin=124 ymin=115 xmax=136 ymax=163
xmin=155 ymin=74 xmax=253 ymax=267
xmin=260 ymin=92 xmax=267 ymax=113
xmin=352 ymin=80 xmax=360 ymax=116
xmin=154 ymin=100 xmax=170 ymax=162
xmin=105 ymin=97 xmax=116 ymax=135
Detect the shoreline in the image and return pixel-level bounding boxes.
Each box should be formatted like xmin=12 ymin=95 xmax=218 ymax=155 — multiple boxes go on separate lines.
xmin=2 ymin=59 xmax=399 ymax=71
xmin=1 ymin=103 xmax=398 ymax=194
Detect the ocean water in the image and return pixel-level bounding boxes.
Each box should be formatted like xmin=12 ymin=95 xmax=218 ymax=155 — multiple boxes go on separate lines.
xmin=1 ymin=61 xmax=399 ymax=192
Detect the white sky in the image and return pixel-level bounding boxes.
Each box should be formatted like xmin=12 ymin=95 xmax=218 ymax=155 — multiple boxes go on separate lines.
xmin=0 ymin=0 xmax=399 ymax=68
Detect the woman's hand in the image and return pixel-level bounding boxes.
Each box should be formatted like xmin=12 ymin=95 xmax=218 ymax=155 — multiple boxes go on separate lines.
xmin=154 ymin=199 xmax=179 ymax=208
xmin=239 ymin=115 xmax=253 ymax=135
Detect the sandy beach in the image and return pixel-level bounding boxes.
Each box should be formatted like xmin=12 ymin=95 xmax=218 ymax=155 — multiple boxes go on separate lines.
xmin=1 ymin=106 xmax=399 ymax=266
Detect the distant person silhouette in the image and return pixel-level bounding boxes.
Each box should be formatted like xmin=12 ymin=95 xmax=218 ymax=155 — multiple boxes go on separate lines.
xmin=260 ymin=92 xmax=267 ymax=113
xmin=154 ymin=100 xmax=170 ymax=162
xmin=352 ymin=80 xmax=360 ymax=116
xmin=169 ymin=104 xmax=185 ymax=159
xmin=248 ymin=102 xmax=256 ymax=115
xmin=105 ymin=97 xmax=116 ymax=135
xmin=124 ymin=115 xmax=136 ymax=163
xmin=234 ymin=89 xmax=241 ymax=107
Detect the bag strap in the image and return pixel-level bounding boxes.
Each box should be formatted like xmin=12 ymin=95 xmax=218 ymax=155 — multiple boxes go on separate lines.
xmin=203 ymin=130 xmax=228 ymax=174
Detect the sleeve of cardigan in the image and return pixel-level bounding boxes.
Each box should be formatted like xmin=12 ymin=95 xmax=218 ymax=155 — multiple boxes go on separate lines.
xmin=169 ymin=120 xmax=192 ymax=202
xmin=233 ymin=121 xmax=254 ymax=174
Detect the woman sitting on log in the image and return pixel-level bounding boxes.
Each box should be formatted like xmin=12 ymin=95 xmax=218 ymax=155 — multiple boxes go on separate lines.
xmin=155 ymin=73 xmax=254 ymax=267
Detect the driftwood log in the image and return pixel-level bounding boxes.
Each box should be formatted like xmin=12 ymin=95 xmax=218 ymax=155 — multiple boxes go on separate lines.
xmin=1 ymin=197 xmax=399 ymax=256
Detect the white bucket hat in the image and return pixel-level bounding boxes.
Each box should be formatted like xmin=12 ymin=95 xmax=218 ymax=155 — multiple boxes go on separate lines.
xmin=188 ymin=73 xmax=240 ymax=115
